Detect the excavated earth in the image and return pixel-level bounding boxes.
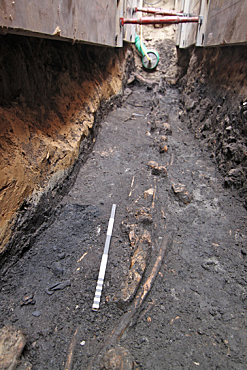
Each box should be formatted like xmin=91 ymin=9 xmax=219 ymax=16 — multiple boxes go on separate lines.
xmin=1 ymin=18 xmax=247 ymax=370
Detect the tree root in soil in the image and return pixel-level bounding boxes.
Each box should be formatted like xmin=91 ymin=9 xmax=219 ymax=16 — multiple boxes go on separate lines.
xmin=86 ymin=231 xmax=174 ymax=370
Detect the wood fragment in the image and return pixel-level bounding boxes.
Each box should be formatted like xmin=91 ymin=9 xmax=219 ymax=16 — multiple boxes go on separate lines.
xmin=118 ymin=230 xmax=152 ymax=306
xmin=151 ymin=186 xmax=156 ymax=209
xmin=131 ymin=176 xmax=135 ymax=188
xmin=126 ymin=101 xmax=144 ymax=107
xmin=130 ymin=299 xmax=156 ymax=327
xmin=64 ymin=327 xmax=80 ymax=370
xmin=133 ymin=72 xmax=157 ymax=86
xmin=87 ymin=232 xmax=173 ymax=370
xmin=169 ymin=153 xmax=174 ymax=166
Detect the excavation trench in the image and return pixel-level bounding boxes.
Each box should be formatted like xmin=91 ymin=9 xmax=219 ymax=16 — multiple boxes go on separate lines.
xmin=1 ymin=19 xmax=247 ymax=370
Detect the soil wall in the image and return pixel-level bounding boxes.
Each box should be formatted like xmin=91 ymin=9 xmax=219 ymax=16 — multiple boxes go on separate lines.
xmin=0 ymin=34 xmax=134 ymax=266
xmin=179 ymin=44 xmax=247 ymax=206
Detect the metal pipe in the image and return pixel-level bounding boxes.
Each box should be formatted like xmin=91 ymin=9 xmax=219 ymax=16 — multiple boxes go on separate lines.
xmin=135 ymin=7 xmax=185 ymax=16
xmin=120 ymin=16 xmax=199 ymax=26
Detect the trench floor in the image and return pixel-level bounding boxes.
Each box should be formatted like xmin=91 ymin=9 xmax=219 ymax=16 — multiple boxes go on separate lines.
xmin=1 ymin=81 xmax=247 ymax=370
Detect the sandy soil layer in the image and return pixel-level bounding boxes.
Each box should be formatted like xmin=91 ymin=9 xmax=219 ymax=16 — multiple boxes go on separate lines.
xmin=0 ymin=35 xmax=134 ymax=261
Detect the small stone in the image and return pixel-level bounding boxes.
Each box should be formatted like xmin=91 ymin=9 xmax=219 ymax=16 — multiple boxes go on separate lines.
xmin=58 ymin=252 xmax=65 ymax=259
xmin=160 ymin=135 xmax=168 ymax=143
xmin=203 ymin=118 xmax=212 ymax=130
xmin=184 ymin=96 xmax=195 ymax=111
xmin=0 ymin=325 xmax=26 ymax=370
xmin=172 ymin=183 xmax=192 ymax=204
xmin=160 ymin=122 xmax=172 ymax=135
xmin=20 ymin=293 xmax=35 ymax=306
xmin=201 ymin=258 xmax=219 ymax=271
xmin=32 ymin=311 xmax=41 ymax=317
xmin=148 ymin=161 xmax=167 ymax=177
xmin=159 ymin=144 xmax=168 ymax=153
xmin=134 ymin=208 xmax=153 ymax=224
xmin=128 ymin=225 xmax=139 ymax=247
xmin=51 ymin=261 xmax=64 ymax=277
xmin=144 ymin=188 xmax=155 ymax=202
xmin=127 ymin=75 xmax=135 ymax=85
xmin=123 ymin=88 xmax=132 ymax=97
xmin=228 ymin=168 xmax=243 ymax=177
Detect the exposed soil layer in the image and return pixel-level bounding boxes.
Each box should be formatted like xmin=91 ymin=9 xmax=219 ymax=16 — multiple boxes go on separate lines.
xmin=179 ymin=45 xmax=247 ymax=207
xmin=0 ymin=34 xmax=134 ymax=262
xmin=1 ymin=35 xmax=247 ymax=369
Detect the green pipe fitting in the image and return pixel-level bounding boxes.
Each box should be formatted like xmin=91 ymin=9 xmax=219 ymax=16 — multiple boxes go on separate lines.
xmin=135 ymin=33 xmax=159 ymax=70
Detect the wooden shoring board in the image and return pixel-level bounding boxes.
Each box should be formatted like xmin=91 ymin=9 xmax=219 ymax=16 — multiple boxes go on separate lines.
xmin=196 ymin=0 xmax=211 ymax=47
xmin=175 ymin=0 xmax=185 ymax=46
xmin=0 ymin=0 xmax=118 ymax=47
xmin=123 ymin=0 xmax=137 ymax=44
xmin=179 ymin=0 xmax=201 ymax=48
xmin=116 ymin=0 xmax=124 ymax=47
xmin=203 ymin=0 xmax=247 ymax=46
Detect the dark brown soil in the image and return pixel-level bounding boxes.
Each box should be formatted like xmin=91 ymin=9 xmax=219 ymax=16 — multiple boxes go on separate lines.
xmin=179 ymin=45 xmax=247 ymax=207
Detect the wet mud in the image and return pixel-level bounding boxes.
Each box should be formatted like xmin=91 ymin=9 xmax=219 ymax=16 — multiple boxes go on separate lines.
xmin=1 ymin=37 xmax=247 ymax=368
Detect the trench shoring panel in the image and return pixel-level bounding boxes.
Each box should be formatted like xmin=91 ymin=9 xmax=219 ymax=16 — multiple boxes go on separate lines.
xmin=0 ymin=0 xmax=138 ymax=47
xmin=177 ymin=0 xmax=201 ymax=48
xmin=203 ymin=0 xmax=247 ymax=46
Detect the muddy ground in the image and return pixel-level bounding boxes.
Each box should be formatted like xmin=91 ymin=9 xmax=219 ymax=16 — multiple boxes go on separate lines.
xmin=1 ymin=26 xmax=247 ymax=369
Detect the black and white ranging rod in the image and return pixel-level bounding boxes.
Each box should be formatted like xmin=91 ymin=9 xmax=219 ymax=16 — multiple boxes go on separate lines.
xmin=92 ymin=204 xmax=117 ymax=311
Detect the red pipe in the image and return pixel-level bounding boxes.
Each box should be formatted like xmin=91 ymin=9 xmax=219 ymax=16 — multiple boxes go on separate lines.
xmin=135 ymin=7 xmax=184 ymax=16
xmin=120 ymin=16 xmax=199 ymax=26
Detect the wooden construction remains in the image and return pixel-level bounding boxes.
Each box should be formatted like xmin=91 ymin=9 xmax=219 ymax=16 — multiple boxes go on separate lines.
xmin=0 ymin=0 xmax=246 ymax=48
xmin=0 ymin=0 xmax=141 ymax=47
xmin=176 ymin=0 xmax=247 ymax=48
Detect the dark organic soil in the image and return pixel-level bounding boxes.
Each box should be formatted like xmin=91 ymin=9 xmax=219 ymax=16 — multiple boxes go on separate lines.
xmin=179 ymin=45 xmax=247 ymax=207
xmin=1 ymin=39 xmax=247 ymax=370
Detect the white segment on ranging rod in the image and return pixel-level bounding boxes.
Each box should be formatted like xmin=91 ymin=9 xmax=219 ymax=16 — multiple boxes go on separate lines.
xmin=92 ymin=204 xmax=117 ymax=310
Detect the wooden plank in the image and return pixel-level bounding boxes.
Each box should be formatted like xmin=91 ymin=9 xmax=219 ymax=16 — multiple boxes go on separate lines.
xmin=203 ymin=0 xmax=247 ymax=46
xmin=196 ymin=0 xmax=211 ymax=47
xmin=122 ymin=0 xmax=141 ymax=44
xmin=179 ymin=0 xmax=201 ymax=48
xmin=0 ymin=0 xmax=119 ymax=47
xmin=116 ymin=0 xmax=124 ymax=47
xmin=175 ymin=0 xmax=185 ymax=46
